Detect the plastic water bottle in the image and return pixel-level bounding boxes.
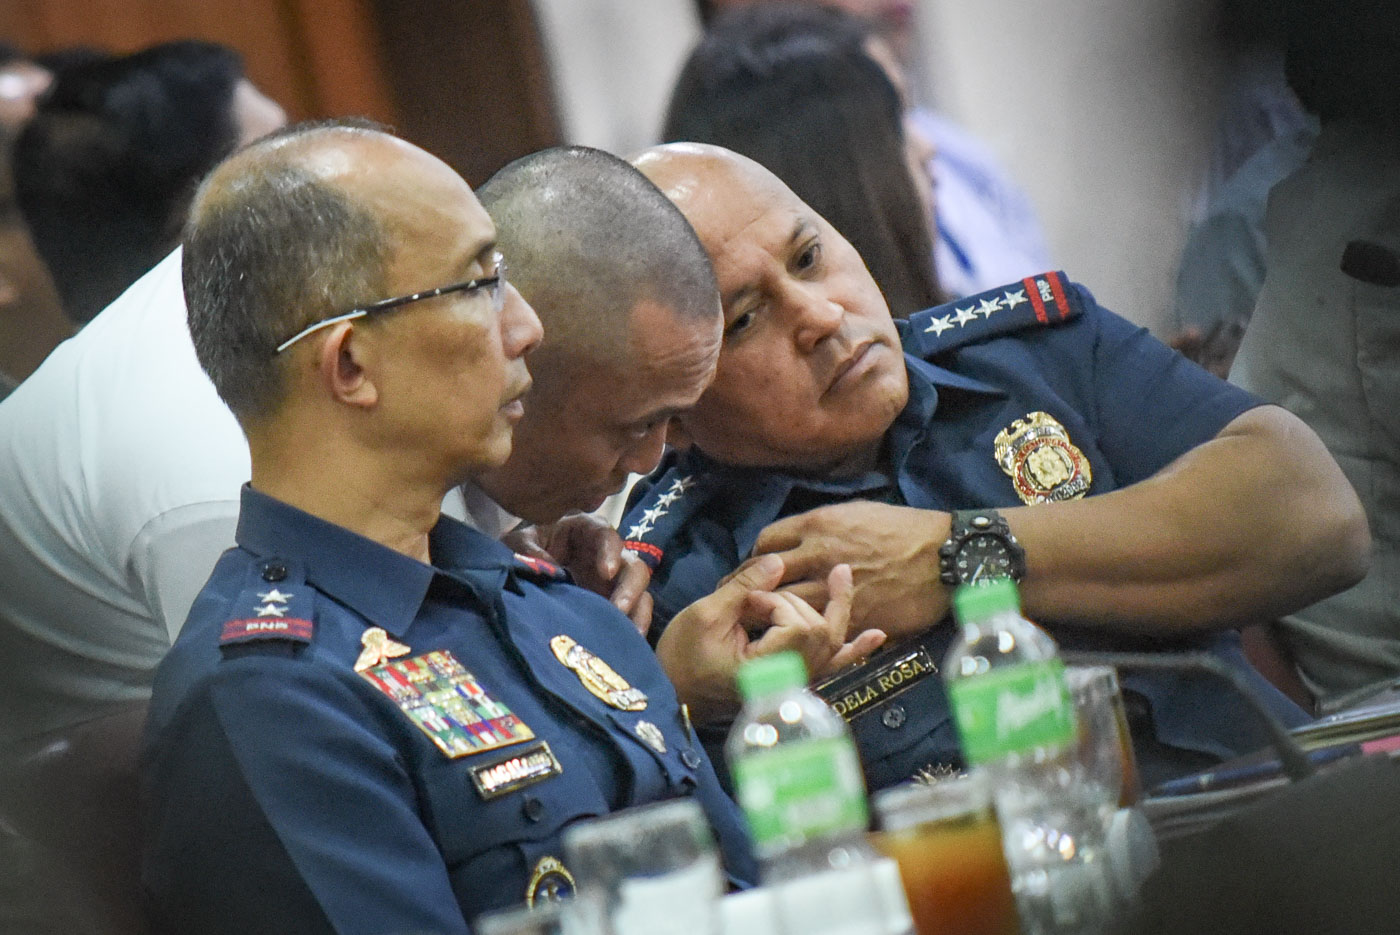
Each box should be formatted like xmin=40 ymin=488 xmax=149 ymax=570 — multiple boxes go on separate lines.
xmin=727 ymin=651 xmax=911 ymax=935
xmin=943 ymin=579 xmax=1111 ymax=934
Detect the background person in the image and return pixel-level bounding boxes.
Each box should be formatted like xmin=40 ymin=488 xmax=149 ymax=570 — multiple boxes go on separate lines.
xmin=693 ymin=0 xmax=1054 ymax=298
xmin=665 ymin=2 xmax=942 ymax=318
xmin=13 ymin=39 xmax=285 ymax=324
xmin=1228 ymin=0 xmax=1400 ymax=711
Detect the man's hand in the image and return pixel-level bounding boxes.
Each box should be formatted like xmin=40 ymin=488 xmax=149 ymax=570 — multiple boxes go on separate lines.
xmin=657 ymin=555 xmax=886 ymax=725
xmin=507 ymin=514 xmax=653 ymax=636
xmin=750 ymin=501 xmax=951 ymax=640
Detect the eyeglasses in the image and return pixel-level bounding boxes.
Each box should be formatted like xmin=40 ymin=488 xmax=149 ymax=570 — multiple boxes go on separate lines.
xmin=273 ymin=255 xmax=509 ymax=354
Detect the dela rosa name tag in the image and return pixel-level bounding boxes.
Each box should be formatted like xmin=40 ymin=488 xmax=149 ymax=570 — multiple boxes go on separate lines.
xmin=815 ymin=642 xmax=939 ymax=721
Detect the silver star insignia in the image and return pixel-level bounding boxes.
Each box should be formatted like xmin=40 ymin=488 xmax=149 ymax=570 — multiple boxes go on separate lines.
xmin=625 ymin=519 xmax=654 ymax=539
xmin=1002 ymin=288 xmax=1027 ymax=309
xmin=655 ymin=490 xmax=680 ymax=508
xmin=977 ymin=297 xmax=1003 ymax=318
xmin=254 ymin=603 xmax=286 ymax=617
xmin=258 ymin=589 xmax=294 ymax=603
xmin=924 ymin=313 xmax=954 ymax=337
xmin=953 ymin=306 xmax=978 ymax=327
xmin=669 ymin=475 xmax=695 ymax=493
xmin=641 ymin=505 xmax=668 ymax=524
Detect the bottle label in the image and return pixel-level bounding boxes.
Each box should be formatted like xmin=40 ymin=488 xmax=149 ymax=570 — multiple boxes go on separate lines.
xmin=732 ymin=736 xmax=869 ymax=851
xmin=947 ymin=659 xmax=1075 ymax=765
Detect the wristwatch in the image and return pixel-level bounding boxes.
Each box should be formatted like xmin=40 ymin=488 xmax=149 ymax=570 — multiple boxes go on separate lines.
xmin=938 ymin=509 xmax=1026 ymax=586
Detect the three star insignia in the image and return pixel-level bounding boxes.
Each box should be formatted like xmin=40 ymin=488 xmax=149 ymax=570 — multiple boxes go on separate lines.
xmin=625 ymin=475 xmax=694 ymax=541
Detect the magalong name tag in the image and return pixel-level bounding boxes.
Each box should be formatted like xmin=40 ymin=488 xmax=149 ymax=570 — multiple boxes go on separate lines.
xmin=359 ymin=650 xmax=534 ymax=758
xmin=468 ymin=740 xmax=563 ymax=799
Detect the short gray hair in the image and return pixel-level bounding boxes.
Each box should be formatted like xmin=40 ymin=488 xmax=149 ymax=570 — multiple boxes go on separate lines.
xmin=183 ymin=121 xmax=392 ymax=420
xmin=477 ymin=145 xmax=717 ymax=363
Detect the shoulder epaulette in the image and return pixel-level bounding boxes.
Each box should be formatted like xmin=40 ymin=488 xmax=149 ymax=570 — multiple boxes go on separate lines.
xmin=903 ymin=271 xmax=1083 ymax=358
xmin=219 ymin=558 xmax=315 ymax=650
xmin=619 ymin=464 xmax=714 ymax=570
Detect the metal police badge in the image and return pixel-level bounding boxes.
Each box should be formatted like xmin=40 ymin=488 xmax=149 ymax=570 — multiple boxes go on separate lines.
xmin=525 ymin=855 xmax=576 ymax=906
xmin=994 ymin=411 xmax=1092 ymax=505
xmin=550 ymin=634 xmax=648 ymax=711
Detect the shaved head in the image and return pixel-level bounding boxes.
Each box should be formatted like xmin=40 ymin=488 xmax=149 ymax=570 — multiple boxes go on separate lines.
xmin=633 ymin=142 xmax=905 ymax=474
xmin=477 ymin=146 xmax=717 ymax=371
xmin=472 ymin=146 xmax=725 ymax=522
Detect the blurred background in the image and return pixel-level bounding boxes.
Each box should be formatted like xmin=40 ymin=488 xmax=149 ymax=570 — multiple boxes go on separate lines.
xmin=1 ymin=0 xmax=1240 ymax=336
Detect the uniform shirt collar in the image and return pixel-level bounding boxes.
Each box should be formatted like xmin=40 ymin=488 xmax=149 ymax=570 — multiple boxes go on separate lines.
xmin=684 ymin=354 xmax=999 ymax=488
xmin=454 ymin=481 xmax=524 ymax=540
xmin=234 ymin=484 xmax=519 ymax=637
xmin=681 ymin=354 xmax=1002 ymax=554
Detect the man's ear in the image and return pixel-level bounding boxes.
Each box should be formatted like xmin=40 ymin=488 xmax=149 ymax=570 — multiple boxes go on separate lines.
xmin=664 ymin=415 xmax=693 ymax=452
xmin=317 ymin=321 xmax=378 ymax=408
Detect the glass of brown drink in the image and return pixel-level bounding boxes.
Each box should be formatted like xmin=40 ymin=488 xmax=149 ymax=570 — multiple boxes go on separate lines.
xmin=871 ymin=773 xmax=1020 ymax=935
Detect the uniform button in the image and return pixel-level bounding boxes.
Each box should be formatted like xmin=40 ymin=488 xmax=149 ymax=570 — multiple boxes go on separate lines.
xmin=881 ymin=704 xmax=907 ymax=730
xmin=522 ymin=796 xmax=545 ymax=823
xmin=261 ymin=562 xmax=288 ymax=583
xmin=681 ymin=749 xmax=703 ymax=770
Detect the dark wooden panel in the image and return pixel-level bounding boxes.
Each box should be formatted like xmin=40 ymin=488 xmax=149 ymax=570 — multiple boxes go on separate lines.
xmin=0 ymin=0 xmax=397 ymax=124
xmin=366 ymin=0 xmax=561 ymax=185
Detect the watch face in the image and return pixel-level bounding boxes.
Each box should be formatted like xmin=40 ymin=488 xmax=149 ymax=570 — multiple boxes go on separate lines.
xmin=954 ymin=534 xmax=1017 ymax=584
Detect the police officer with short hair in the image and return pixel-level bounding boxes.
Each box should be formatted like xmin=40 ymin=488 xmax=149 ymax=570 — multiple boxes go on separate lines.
xmin=141 ymin=124 xmax=801 ymax=934
xmin=624 ymin=144 xmax=1371 ymax=791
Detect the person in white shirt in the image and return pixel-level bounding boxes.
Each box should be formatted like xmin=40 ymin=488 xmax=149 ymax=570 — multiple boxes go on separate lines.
xmin=0 ymin=249 xmax=248 ymax=750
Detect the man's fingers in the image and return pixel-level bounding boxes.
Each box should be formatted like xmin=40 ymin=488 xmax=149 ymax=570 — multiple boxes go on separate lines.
xmin=502 ymin=524 xmax=551 ymax=561
xmin=609 ymin=554 xmax=651 ymax=615
xmin=713 ymin=554 xmax=785 ymax=607
xmin=822 ymin=629 xmax=888 ymax=675
xmin=776 ymin=580 xmax=830 ymax=612
xmin=628 ymin=591 xmax=653 ymax=639
xmin=587 ymin=523 xmax=624 ymax=581
xmin=823 ymin=563 xmax=854 ymax=637
xmin=747 ymin=588 xmax=844 ymax=676
xmin=751 ymin=513 xmax=807 ymax=556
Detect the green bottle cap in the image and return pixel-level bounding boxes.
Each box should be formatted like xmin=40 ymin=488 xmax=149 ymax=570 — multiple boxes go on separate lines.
xmin=736 ymin=651 xmax=809 ymax=702
xmin=951 ymin=578 xmax=1022 ymax=624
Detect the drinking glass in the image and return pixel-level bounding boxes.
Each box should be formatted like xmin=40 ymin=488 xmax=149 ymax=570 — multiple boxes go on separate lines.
xmin=871 ymin=773 xmax=1020 ymax=935
xmin=1065 ymin=666 xmax=1140 ymax=809
xmin=562 ymin=798 xmax=723 ymax=935
xmin=476 ymin=901 xmax=577 ymax=935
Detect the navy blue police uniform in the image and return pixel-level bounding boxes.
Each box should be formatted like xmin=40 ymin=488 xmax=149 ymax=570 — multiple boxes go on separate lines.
xmin=142 ymin=486 xmax=755 ymax=935
xmin=620 ymin=271 xmax=1310 ymax=793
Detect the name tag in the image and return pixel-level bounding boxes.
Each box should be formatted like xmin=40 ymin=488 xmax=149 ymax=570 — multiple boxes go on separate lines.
xmin=469 ymin=741 xmax=564 ymax=799
xmin=814 ymin=644 xmax=938 ymax=721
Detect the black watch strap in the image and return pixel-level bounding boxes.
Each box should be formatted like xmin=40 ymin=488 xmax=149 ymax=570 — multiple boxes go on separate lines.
xmin=937 ymin=508 xmax=1026 ymax=586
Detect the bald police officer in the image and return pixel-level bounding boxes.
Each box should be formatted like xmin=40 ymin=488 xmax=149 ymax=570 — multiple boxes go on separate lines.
xmin=623 ymin=144 xmax=1369 ymax=790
